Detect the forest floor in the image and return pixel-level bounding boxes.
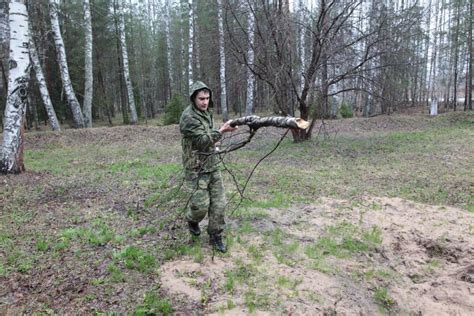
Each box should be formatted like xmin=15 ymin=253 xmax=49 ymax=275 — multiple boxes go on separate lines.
xmin=0 ymin=109 xmax=473 ymax=314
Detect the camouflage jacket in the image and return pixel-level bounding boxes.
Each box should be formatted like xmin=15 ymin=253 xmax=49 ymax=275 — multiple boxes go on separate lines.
xmin=180 ymin=82 xmax=222 ymax=175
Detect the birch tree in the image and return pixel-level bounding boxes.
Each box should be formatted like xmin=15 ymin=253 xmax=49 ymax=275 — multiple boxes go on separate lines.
xmin=245 ymin=1 xmax=255 ymax=115
xmin=83 ymin=0 xmax=93 ymax=127
xmin=428 ymin=0 xmax=441 ymax=105
xmin=113 ymin=0 xmax=129 ymax=124
xmin=1 ymin=0 xmax=30 ymax=174
xmin=117 ymin=0 xmax=137 ymax=124
xmin=217 ymin=0 xmax=228 ymax=121
xmin=188 ymin=0 xmax=193 ymax=91
xmin=29 ymin=31 xmax=60 ymax=131
xmin=49 ymin=0 xmax=84 ymax=128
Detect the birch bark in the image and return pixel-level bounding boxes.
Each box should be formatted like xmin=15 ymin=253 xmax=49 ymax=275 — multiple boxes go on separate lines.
xmin=217 ymin=0 xmax=228 ymax=121
xmin=117 ymin=0 xmax=137 ymax=124
xmin=245 ymin=1 xmax=255 ymax=116
xmin=230 ymin=115 xmax=309 ymax=130
xmin=188 ymin=0 xmax=193 ymax=92
xmin=83 ymin=0 xmax=93 ymax=127
xmin=29 ymin=33 xmax=60 ymax=131
xmin=1 ymin=1 xmax=30 ymax=174
xmin=49 ymin=0 xmax=84 ymax=128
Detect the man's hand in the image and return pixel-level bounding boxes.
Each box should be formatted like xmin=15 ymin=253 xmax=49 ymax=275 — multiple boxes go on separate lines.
xmin=219 ymin=120 xmax=238 ymax=134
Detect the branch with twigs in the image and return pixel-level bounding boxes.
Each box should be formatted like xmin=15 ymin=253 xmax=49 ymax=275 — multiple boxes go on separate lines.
xmin=207 ymin=115 xmax=309 ymax=213
xmin=151 ymin=116 xmax=310 ymax=227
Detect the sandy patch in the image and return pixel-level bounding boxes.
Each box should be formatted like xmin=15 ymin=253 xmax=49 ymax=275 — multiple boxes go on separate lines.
xmin=158 ymin=196 xmax=473 ymax=314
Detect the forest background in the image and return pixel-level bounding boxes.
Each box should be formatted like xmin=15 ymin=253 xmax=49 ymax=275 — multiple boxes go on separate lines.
xmin=0 ymin=0 xmax=472 ymax=136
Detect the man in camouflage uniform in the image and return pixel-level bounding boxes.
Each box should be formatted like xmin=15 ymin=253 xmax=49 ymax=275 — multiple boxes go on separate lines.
xmin=180 ymin=81 xmax=236 ymax=253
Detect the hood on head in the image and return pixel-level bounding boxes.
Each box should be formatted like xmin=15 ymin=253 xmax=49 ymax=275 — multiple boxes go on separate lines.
xmin=189 ymin=81 xmax=214 ymax=108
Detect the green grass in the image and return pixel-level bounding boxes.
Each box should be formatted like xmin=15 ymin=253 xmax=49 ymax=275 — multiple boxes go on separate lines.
xmin=233 ymin=116 xmax=473 ymax=210
xmin=107 ymin=263 xmax=125 ymax=283
xmin=25 ymin=147 xmax=76 ymax=175
xmin=35 ymin=237 xmax=49 ymax=252
xmin=264 ymin=229 xmax=301 ymax=266
xmin=0 ymin=263 xmax=7 ymax=277
xmin=108 ymin=161 xmax=181 ymax=182
xmin=305 ymin=222 xmax=383 ymax=261
xmin=6 ymin=249 xmax=34 ymax=274
xmin=224 ymin=270 xmax=236 ymax=293
xmin=114 ymin=246 xmax=156 ymax=273
xmin=56 ymin=220 xmax=118 ymax=248
xmin=467 ymin=204 xmax=474 ymax=213
xmin=276 ymin=275 xmax=302 ymax=289
xmin=247 ymin=244 xmax=265 ymax=262
xmin=128 ymin=226 xmax=157 ymax=237
xmin=423 ymin=259 xmax=441 ymax=273
xmin=223 ymin=259 xmax=259 ymax=296
xmin=353 ymin=267 xmax=396 ymax=282
xmin=373 ymin=287 xmax=396 ymax=310
xmin=162 ymin=240 xmax=205 ymax=263
xmin=244 ymin=289 xmax=270 ymax=313
xmin=133 ymin=291 xmax=173 ymax=315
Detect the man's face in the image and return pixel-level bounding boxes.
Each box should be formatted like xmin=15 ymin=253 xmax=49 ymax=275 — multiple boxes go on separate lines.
xmin=194 ymin=90 xmax=210 ymax=111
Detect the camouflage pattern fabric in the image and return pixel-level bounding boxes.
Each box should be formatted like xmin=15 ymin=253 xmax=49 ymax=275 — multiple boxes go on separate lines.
xmin=180 ymin=81 xmax=222 ymax=173
xmin=184 ymin=171 xmax=226 ymax=234
xmin=180 ymin=81 xmax=226 ymax=234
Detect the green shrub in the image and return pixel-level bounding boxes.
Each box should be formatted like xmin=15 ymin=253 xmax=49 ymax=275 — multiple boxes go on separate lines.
xmin=163 ymin=95 xmax=186 ymax=125
xmin=339 ymin=102 xmax=353 ymax=118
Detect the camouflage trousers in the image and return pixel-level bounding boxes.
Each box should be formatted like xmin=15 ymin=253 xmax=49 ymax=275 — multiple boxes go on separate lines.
xmin=184 ymin=170 xmax=226 ymax=235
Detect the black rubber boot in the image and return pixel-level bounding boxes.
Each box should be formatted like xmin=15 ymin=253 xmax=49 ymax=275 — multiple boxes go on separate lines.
xmin=188 ymin=221 xmax=201 ymax=236
xmin=209 ymin=234 xmax=227 ymax=253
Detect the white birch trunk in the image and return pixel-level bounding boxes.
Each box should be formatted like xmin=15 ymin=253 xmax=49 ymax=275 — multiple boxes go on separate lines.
xmin=180 ymin=13 xmax=186 ymax=94
xmin=49 ymin=0 xmax=84 ymax=128
xmin=195 ymin=23 xmax=201 ymax=77
xmin=428 ymin=0 xmax=441 ymax=103
xmin=245 ymin=1 xmax=255 ymax=115
xmin=83 ymin=0 xmax=93 ymax=127
xmin=217 ymin=0 xmax=228 ymax=121
xmin=188 ymin=0 xmax=193 ymax=92
xmin=118 ymin=0 xmax=137 ymax=124
xmin=29 ymin=34 xmax=60 ymax=131
xmin=1 ymin=1 xmax=30 ymax=174
xmin=165 ymin=0 xmax=173 ymax=96
xmin=430 ymin=98 xmax=438 ymax=116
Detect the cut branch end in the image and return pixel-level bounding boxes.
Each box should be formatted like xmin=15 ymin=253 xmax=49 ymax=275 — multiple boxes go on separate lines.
xmin=295 ymin=118 xmax=310 ymax=130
